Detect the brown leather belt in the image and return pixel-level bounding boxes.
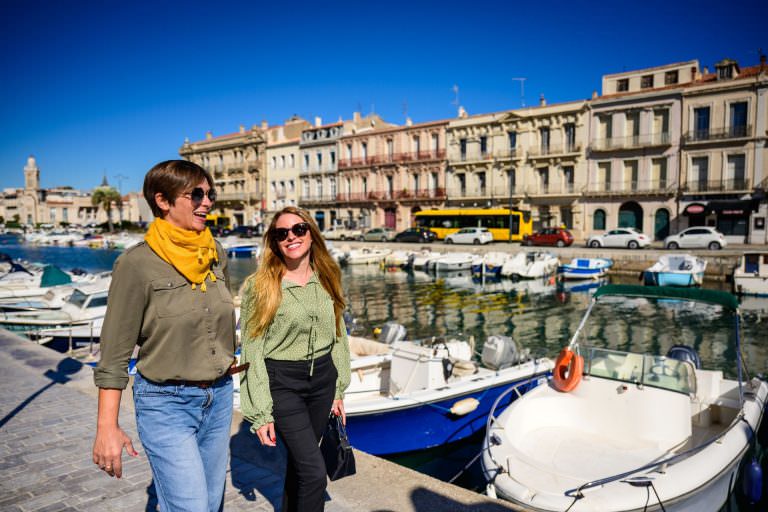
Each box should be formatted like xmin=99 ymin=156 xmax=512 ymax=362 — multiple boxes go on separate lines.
xmin=164 ymin=362 xmax=250 ymax=389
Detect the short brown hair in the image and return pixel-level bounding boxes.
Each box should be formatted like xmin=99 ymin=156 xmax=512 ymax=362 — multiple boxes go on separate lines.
xmin=143 ymin=160 xmax=214 ymax=218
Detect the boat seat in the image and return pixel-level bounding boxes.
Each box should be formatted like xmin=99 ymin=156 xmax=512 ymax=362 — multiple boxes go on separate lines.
xmin=348 ymin=336 xmax=391 ymax=358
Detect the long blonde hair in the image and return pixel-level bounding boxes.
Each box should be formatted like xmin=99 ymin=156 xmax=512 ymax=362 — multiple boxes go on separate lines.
xmin=246 ymin=206 xmax=346 ymax=339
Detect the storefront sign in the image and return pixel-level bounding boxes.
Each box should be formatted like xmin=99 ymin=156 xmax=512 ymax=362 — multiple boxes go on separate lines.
xmin=684 ymin=204 xmax=705 ymax=215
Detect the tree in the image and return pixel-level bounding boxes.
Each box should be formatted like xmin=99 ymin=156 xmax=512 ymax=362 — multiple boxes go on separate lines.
xmin=91 ymin=187 xmax=122 ymax=232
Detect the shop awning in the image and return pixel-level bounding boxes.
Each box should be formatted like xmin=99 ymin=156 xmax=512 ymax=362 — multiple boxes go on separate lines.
xmin=705 ymin=199 xmax=759 ymax=215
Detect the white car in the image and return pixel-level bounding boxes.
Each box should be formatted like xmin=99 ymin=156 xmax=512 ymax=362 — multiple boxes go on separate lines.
xmin=444 ymin=227 xmax=494 ymax=245
xmin=586 ymin=227 xmax=651 ymax=249
xmin=664 ymin=226 xmax=727 ymax=250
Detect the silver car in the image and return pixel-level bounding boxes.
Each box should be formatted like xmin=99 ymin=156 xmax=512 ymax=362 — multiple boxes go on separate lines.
xmin=360 ymin=227 xmax=396 ymax=242
xmin=664 ymin=226 xmax=727 ymax=250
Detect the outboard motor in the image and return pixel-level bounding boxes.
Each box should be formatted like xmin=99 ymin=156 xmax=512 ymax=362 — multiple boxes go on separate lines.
xmin=482 ymin=335 xmax=525 ymax=370
xmin=377 ymin=322 xmax=407 ymax=344
xmin=665 ymin=344 xmax=702 ymax=369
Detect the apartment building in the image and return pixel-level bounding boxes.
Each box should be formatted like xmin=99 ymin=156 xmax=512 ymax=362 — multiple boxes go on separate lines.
xmin=179 ymin=125 xmax=265 ymax=228
xmin=445 ymin=100 xmax=588 ymax=236
xmin=584 ymin=61 xmax=691 ymax=241
xmin=337 ymin=118 xmax=447 ymax=230
xmin=298 ymin=119 xmax=344 ymax=231
xmin=264 ymin=116 xmax=311 ymax=223
xmin=679 ymin=58 xmax=768 ymax=244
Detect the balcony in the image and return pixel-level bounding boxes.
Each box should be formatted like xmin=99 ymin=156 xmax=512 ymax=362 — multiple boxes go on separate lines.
xmin=336 ymin=188 xmax=447 ymax=204
xmin=683 ymin=178 xmax=751 ymax=193
xmin=298 ymin=194 xmax=338 ymax=205
xmin=523 ymin=182 xmax=581 ymax=196
xmin=590 ymin=133 xmax=670 ymax=152
xmin=683 ymin=125 xmax=751 ymax=144
xmin=527 ymin=143 xmax=582 ymax=159
xmin=217 ymin=191 xmax=258 ymax=202
xmin=583 ymin=179 xmax=678 ymax=197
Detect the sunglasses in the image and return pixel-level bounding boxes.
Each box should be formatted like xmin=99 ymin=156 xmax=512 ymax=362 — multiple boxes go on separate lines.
xmin=273 ymin=222 xmax=310 ymax=241
xmin=181 ymin=187 xmax=217 ymax=207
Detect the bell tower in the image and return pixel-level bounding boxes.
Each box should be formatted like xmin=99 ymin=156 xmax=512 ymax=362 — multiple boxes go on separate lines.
xmin=24 ymin=155 xmax=40 ymax=190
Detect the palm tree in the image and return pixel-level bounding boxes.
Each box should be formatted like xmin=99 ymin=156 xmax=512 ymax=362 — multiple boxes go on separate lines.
xmin=91 ymin=187 xmax=122 ymax=232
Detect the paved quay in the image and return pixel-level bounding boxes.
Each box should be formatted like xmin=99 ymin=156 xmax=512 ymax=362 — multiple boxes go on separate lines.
xmin=0 ymin=329 xmax=525 ymax=512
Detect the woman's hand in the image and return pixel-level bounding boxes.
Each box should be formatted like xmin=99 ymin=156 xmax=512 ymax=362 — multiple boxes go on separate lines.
xmin=92 ymin=424 xmax=138 ymax=478
xmin=256 ymin=423 xmax=276 ymax=446
xmin=331 ymin=399 xmax=346 ymax=425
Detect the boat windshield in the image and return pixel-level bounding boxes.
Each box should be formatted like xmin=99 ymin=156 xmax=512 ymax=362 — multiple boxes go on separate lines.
xmin=582 ymin=346 xmax=696 ymax=395
xmin=66 ymin=289 xmax=88 ymax=308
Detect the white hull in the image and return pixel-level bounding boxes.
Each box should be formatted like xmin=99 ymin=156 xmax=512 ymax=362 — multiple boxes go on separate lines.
xmin=733 ymin=252 xmax=768 ymax=296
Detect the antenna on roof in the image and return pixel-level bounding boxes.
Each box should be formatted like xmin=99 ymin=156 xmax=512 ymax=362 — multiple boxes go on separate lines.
xmin=511 ymin=78 xmax=526 ymax=107
xmin=402 ymin=100 xmax=408 ymax=119
xmin=451 ymin=84 xmax=460 ymax=109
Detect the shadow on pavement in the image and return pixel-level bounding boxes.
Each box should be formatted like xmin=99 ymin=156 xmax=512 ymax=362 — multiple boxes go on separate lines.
xmin=229 ymin=420 xmax=286 ymax=510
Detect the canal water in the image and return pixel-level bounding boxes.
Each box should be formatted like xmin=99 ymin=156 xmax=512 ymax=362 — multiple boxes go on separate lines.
xmin=3 ymin=235 xmax=768 ymax=508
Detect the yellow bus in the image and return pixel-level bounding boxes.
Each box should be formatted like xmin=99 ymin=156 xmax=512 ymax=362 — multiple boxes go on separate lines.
xmin=205 ymin=214 xmax=232 ymax=233
xmin=414 ymin=208 xmax=532 ymax=241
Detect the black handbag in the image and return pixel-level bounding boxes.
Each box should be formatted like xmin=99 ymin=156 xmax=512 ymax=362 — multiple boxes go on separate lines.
xmin=320 ymin=414 xmax=356 ymax=480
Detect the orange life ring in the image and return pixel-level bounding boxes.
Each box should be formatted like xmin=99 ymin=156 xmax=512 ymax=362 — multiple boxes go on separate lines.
xmin=552 ymin=347 xmax=584 ymax=392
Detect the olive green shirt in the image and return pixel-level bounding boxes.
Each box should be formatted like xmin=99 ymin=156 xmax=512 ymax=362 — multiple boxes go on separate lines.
xmin=93 ymin=241 xmax=237 ymax=389
xmin=239 ymin=274 xmax=351 ymax=430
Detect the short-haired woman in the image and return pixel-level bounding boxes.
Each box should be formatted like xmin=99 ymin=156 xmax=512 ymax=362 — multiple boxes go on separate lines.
xmin=92 ymin=160 xmax=241 ymax=511
xmin=240 ymin=206 xmax=351 ymax=512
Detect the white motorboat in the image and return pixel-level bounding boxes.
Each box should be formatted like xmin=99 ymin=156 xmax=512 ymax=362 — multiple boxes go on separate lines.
xmin=383 ymin=250 xmax=414 ymax=268
xmin=472 ymin=251 xmax=510 ymax=278
xmin=408 ymin=249 xmax=443 ymax=271
xmin=432 ymin=252 xmax=474 ymax=272
xmin=345 ymin=247 xmax=391 ymax=265
xmin=733 ymin=252 xmax=768 ymax=296
xmin=482 ymin=285 xmax=767 ymax=512
xmin=501 ymin=251 xmax=559 ymax=279
xmin=0 ymin=281 xmax=110 ymax=332
xmin=557 ymin=257 xmax=613 ymax=280
xmin=343 ymin=333 xmax=554 ymax=455
xmin=643 ymin=254 xmax=706 ymax=287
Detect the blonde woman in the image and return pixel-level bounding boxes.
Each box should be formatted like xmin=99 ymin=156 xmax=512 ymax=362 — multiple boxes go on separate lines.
xmin=240 ymin=206 xmax=351 ymax=512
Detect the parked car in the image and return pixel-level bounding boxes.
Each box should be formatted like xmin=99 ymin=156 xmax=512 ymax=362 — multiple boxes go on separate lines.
xmin=444 ymin=227 xmax=493 ymax=245
xmin=321 ymin=225 xmax=363 ymax=241
xmin=664 ymin=226 xmax=727 ymax=250
xmin=394 ymin=227 xmax=436 ymax=243
xmin=586 ymin=227 xmax=651 ymax=249
xmin=222 ymin=225 xmax=258 ymax=238
xmin=523 ymin=227 xmax=574 ymax=247
xmin=360 ymin=227 xmax=396 ymax=242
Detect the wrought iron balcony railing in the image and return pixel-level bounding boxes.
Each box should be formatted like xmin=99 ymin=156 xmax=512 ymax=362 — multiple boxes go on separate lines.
xmin=683 ymin=178 xmax=751 ymax=193
xmin=683 ymin=125 xmax=751 ymax=143
xmin=590 ymin=133 xmax=670 ymax=151
xmin=527 ymin=143 xmax=582 ymax=158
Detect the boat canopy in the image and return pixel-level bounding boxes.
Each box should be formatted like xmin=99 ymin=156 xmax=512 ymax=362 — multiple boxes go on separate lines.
xmin=594 ymin=284 xmax=739 ymax=310
xmin=40 ymin=265 xmax=72 ymax=287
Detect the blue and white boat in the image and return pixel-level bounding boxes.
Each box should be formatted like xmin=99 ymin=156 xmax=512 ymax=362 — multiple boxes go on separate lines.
xmin=557 ymin=257 xmax=612 ymax=280
xmin=643 ymin=253 xmax=706 ymax=287
xmin=472 ymin=251 xmax=509 ymax=278
xmin=343 ymin=334 xmax=553 ymax=455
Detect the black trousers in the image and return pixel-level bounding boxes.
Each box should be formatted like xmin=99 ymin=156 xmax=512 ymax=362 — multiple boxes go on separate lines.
xmin=265 ymin=353 xmax=337 ymax=512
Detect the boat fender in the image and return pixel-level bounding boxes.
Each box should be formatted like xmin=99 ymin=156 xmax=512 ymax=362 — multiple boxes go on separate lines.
xmin=552 ymin=347 xmax=583 ymax=392
xmin=450 ymin=397 xmax=479 ymax=416
xmin=742 ymin=457 xmax=762 ymax=504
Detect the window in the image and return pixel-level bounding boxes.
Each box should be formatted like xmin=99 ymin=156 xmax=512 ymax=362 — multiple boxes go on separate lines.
xmin=664 ymin=70 xmax=678 ymax=85
xmin=480 ymin=136 xmax=488 ymax=156
xmin=430 ymin=172 xmax=438 ymax=192
xmin=316 ymin=152 xmax=322 ymax=169
xmin=597 ymin=162 xmax=611 ymax=191
xmin=538 ymin=167 xmax=549 ymax=192
xmin=62 ymin=207 xmax=68 ymax=222
xmin=459 ymin=138 xmax=467 ymax=160
xmin=508 ymin=168 xmax=516 ymax=193
xmin=289 ymin=154 xmax=295 ymax=167
xmin=727 ymin=154 xmax=746 ymax=189
xmin=330 ymin=177 xmax=336 ymax=198
xmin=623 ymin=160 xmax=638 ymax=191
xmin=617 ymin=79 xmax=629 ymax=92
xmin=691 ymin=156 xmax=709 ymax=191
xmin=346 ymin=144 xmax=352 ymax=160
xmin=593 ymin=209 xmax=606 ymax=230
xmin=564 ymin=124 xmax=575 ymax=151
xmin=431 ymin=133 xmax=439 ymax=151
xmin=271 ymin=156 xmax=276 ymax=169
xmin=387 ymin=139 xmax=394 ymax=158
xmin=563 ymin=166 xmax=574 ymax=192
xmin=508 ymin=131 xmax=517 ymax=153
xmin=540 ymin=127 xmax=550 ymax=153
xmin=280 ymin=155 xmax=285 ymax=168
xmin=694 ymin=107 xmax=710 ymax=140
xmin=362 ymin=177 xmax=367 ymax=196
xmin=641 ymin=75 xmax=654 ymax=89
xmin=652 ymin=158 xmax=668 ymax=189
xmin=303 ymin=154 xmax=309 ymax=170
xmin=718 ymin=65 xmax=733 ymax=80
xmin=457 ymin=174 xmax=466 ymax=195
xmin=729 ymin=102 xmax=748 ymax=137
xmin=413 ymin=135 xmax=421 ymax=154
xmin=330 ymin=151 xmax=336 ymax=167
xmin=361 ymin=142 xmax=368 ymax=161
xmin=413 ymin=174 xmax=420 ymax=192
xmin=477 ymin=172 xmax=486 ymax=194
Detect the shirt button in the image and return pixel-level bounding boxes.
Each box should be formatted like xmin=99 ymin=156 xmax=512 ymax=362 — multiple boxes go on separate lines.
xmin=204 ymin=307 xmax=210 ymax=313
xmin=211 ymin=349 xmax=216 ymax=355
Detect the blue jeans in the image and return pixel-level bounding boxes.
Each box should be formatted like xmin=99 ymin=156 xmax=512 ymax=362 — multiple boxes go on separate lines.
xmin=133 ymin=372 xmax=233 ymax=512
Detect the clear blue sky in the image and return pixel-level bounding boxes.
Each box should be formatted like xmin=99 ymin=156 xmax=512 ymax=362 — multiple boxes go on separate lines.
xmin=1 ymin=0 xmax=765 ymax=194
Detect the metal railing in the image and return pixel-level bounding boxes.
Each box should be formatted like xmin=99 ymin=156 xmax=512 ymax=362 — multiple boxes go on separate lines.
xmin=527 ymin=143 xmax=582 ymax=158
xmin=683 ymin=178 xmax=751 ymax=193
xmin=582 ymin=179 xmax=678 ymax=195
xmin=335 ymin=188 xmax=447 ymax=203
xmin=338 ymin=149 xmax=446 ymax=168
xmin=523 ymin=182 xmax=582 ymax=196
xmin=683 ymin=125 xmax=751 ymax=143
xmin=590 ymin=133 xmax=670 ymax=151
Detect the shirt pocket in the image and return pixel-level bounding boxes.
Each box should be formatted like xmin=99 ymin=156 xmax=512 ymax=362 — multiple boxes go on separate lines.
xmin=151 ymin=276 xmax=193 ymax=318
xmin=212 ymin=268 xmax=234 ymax=304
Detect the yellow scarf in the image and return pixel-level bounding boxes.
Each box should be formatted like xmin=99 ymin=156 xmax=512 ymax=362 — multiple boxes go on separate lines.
xmin=144 ymin=218 xmax=218 ymax=291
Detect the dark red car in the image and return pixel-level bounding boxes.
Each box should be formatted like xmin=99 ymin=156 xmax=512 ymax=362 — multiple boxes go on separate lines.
xmin=523 ymin=227 xmax=574 ymax=247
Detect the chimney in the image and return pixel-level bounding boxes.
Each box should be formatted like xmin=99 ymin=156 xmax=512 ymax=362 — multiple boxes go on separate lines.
xmin=261 ymin=120 xmax=268 ymax=130
xmin=353 ymin=111 xmax=361 ymax=123
xmin=239 ymin=125 xmax=245 ymax=134
xmin=405 ymin=117 xmax=413 ymax=126
xmin=592 ymin=90 xmax=598 ymax=99
xmin=205 ymin=131 xmax=213 ymax=140
xmin=703 ymin=66 xmax=709 ymax=75
xmin=314 ymin=116 xmax=322 ymax=127
xmin=458 ymin=106 xmax=468 ymax=118
xmin=539 ymin=94 xmax=547 ymax=107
